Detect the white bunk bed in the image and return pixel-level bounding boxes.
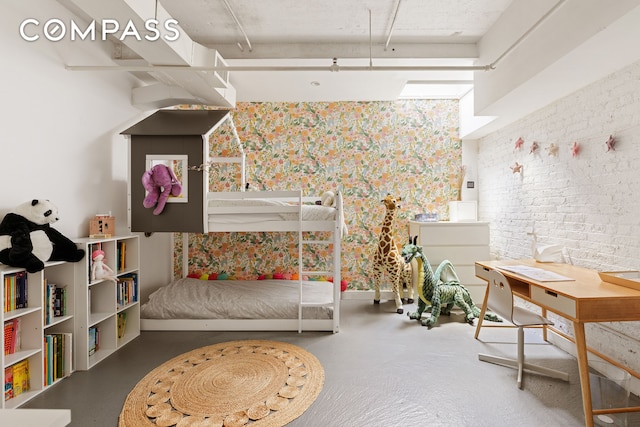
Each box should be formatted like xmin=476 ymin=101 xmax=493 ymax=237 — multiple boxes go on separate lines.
xmin=140 ymin=189 xmax=345 ymax=333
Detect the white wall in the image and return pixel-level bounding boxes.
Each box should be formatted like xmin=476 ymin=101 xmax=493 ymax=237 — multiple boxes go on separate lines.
xmin=477 ymin=59 xmax=640 ymax=390
xmin=1 ymin=0 xmax=173 ymax=301
xmin=470 ymin=0 xmax=640 ymax=139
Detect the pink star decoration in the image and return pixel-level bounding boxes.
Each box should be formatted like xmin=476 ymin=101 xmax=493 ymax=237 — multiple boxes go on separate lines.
xmin=605 ymin=135 xmax=616 ymax=151
xmin=530 ymin=141 xmax=539 ymax=154
xmin=510 ymin=162 xmax=523 ymax=174
xmin=546 ymin=143 xmax=559 ymax=156
xmin=515 ymin=137 xmax=524 ymax=150
xmin=571 ymin=141 xmax=580 ymax=157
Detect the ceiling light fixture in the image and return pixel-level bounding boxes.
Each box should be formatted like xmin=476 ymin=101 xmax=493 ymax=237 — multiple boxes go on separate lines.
xmin=330 ymin=58 xmax=340 ymax=72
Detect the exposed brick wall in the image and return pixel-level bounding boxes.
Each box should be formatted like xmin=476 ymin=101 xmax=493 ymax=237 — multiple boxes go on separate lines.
xmin=477 ymin=60 xmax=640 ymax=384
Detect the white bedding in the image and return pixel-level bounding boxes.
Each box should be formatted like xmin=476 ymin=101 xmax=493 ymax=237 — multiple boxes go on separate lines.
xmin=208 ymin=198 xmax=348 ymax=234
xmin=208 ymin=198 xmax=337 ymax=221
xmin=141 ymin=278 xmax=334 ymax=320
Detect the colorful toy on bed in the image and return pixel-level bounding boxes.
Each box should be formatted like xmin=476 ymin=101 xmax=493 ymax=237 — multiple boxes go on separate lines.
xmin=186 ymin=270 xmax=347 ymax=290
xmin=187 ymin=272 xmax=235 ymax=280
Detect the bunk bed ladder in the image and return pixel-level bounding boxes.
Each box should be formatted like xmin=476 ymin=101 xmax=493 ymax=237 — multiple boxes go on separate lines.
xmin=299 ymin=190 xmax=342 ymax=333
xmin=297 ymin=190 xmax=303 ymax=333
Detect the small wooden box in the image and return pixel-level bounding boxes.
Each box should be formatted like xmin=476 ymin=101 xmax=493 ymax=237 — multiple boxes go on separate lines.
xmin=89 ymin=215 xmax=115 ymax=238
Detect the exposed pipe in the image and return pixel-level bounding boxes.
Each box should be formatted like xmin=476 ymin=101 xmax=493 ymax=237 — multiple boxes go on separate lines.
xmin=490 ymin=0 xmax=566 ymax=68
xmin=369 ymin=9 xmax=373 ymax=69
xmin=384 ymin=0 xmax=403 ymax=51
xmin=66 ymin=64 xmax=494 ymax=72
xmin=222 ymin=0 xmax=252 ymax=52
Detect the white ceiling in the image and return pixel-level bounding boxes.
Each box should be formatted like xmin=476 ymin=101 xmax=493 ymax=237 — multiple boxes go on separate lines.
xmin=157 ymin=0 xmax=514 ymax=102
xmin=60 ymin=0 xmax=640 ymax=137
xmin=161 ymin=0 xmax=512 ymax=51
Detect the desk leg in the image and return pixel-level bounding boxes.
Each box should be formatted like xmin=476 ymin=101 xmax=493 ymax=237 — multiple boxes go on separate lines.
xmin=574 ymin=321 xmax=593 ymax=427
xmin=474 ymin=283 xmax=490 ymax=340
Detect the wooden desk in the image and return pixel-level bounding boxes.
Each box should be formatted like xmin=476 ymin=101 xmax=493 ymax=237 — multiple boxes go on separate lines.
xmin=474 ymin=259 xmax=640 ymax=427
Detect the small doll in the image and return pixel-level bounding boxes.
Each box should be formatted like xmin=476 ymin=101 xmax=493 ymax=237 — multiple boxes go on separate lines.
xmin=91 ymin=249 xmax=117 ymax=283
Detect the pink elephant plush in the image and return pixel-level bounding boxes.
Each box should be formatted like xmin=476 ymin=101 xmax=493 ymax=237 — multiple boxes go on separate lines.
xmin=141 ymin=164 xmax=183 ymax=215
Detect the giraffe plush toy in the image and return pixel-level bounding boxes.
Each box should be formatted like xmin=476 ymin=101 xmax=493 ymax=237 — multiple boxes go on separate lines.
xmin=372 ymin=194 xmax=414 ymax=314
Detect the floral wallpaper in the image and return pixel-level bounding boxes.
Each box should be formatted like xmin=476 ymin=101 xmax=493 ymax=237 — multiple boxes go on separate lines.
xmin=174 ymin=100 xmax=461 ymax=291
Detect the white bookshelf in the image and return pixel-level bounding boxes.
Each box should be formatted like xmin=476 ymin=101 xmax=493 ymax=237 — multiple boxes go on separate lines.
xmin=74 ymin=235 xmax=140 ymax=371
xmin=1 ymin=260 xmax=75 ymax=409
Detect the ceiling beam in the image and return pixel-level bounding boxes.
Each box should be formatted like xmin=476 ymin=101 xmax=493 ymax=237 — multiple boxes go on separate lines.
xmin=209 ymin=42 xmax=478 ymax=60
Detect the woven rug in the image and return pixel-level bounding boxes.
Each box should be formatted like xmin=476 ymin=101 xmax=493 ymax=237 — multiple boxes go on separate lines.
xmin=119 ymin=340 xmax=324 ymax=427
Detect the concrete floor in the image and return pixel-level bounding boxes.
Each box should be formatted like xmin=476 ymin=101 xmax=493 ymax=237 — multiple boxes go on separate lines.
xmin=25 ymin=299 xmax=639 ymax=426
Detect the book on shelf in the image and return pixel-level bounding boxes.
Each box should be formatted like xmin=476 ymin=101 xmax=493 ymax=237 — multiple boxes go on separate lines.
xmin=44 ymin=333 xmax=72 ymax=386
xmin=44 ymin=335 xmax=53 ymax=385
xmin=88 ymin=326 xmax=100 ymax=356
xmin=44 ymin=281 xmax=55 ymax=325
xmin=4 ymin=366 xmax=12 ymax=401
xmin=3 ymin=271 xmax=27 ymax=313
xmin=44 ymin=283 xmax=67 ymax=325
xmin=55 ymin=286 xmax=66 ymax=317
xmin=4 ymin=318 xmax=21 ymax=355
xmin=12 ymin=359 xmax=30 ymax=397
xmin=117 ymin=272 xmax=138 ymax=308
xmin=117 ymin=312 xmax=127 ymax=339
xmin=63 ymin=332 xmax=73 ymax=379
xmin=117 ymin=240 xmax=126 ymax=272
xmin=3 ymin=321 xmax=12 ymax=355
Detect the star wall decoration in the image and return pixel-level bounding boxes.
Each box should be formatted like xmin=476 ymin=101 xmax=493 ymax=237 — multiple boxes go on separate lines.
xmin=529 ymin=141 xmax=539 ymax=154
xmin=510 ymin=162 xmax=523 ymax=174
xmin=514 ymin=137 xmax=524 ymax=150
xmin=605 ymin=135 xmax=616 ymax=151
xmin=571 ymin=141 xmax=580 ymax=157
xmin=546 ymin=143 xmax=559 ymax=156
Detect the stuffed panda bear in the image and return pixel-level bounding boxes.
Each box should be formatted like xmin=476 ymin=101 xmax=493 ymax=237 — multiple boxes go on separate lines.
xmin=0 ymin=199 xmax=85 ymax=273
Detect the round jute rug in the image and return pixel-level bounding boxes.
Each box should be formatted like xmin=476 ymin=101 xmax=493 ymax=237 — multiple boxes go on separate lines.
xmin=118 ymin=340 xmax=324 ymax=427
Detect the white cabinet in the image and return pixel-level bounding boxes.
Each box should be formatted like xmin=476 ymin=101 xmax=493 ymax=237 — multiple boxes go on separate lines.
xmin=1 ymin=260 xmax=75 ymax=409
xmin=408 ymin=221 xmax=490 ymax=304
xmin=74 ymin=235 xmax=140 ymax=370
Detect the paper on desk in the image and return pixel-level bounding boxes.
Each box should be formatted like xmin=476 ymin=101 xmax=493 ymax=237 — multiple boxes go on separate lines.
xmin=497 ymin=265 xmax=575 ymax=282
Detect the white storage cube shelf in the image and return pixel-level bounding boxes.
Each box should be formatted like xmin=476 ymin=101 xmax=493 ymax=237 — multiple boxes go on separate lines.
xmin=1 ymin=261 xmax=75 ymax=408
xmin=74 ymin=235 xmax=140 ymax=371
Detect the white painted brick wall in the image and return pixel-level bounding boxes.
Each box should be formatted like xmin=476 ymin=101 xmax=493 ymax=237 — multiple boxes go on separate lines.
xmin=477 ymin=60 xmax=640 ymax=390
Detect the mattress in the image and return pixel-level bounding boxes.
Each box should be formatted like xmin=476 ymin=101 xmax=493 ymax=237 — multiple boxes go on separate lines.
xmin=207 ymin=198 xmax=348 ymax=235
xmin=207 ymin=198 xmax=338 ymax=223
xmin=140 ymin=277 xmax=334 ymax=320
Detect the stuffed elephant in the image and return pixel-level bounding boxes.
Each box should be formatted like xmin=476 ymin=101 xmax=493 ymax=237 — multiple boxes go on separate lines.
xmin=141 ymin=164 xmax=183 ymax=215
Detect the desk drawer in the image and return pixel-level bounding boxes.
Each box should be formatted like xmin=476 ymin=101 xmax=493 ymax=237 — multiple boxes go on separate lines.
xmin=531 ymin=286 xmax=576 ymax=318
xmin=475 ymin=264 xmax=491 ymax=282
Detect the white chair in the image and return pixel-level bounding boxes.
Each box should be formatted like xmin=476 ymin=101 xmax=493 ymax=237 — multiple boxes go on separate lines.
xmin=478 ymin=270 xmax=570 ymax=389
